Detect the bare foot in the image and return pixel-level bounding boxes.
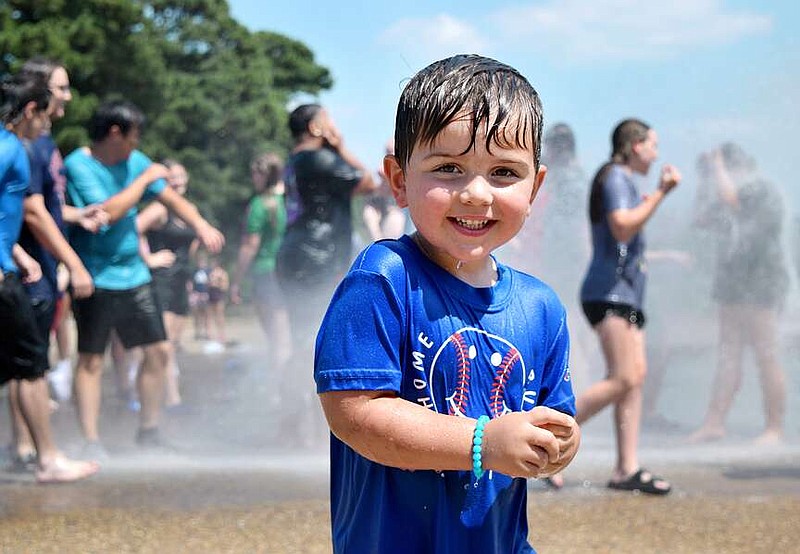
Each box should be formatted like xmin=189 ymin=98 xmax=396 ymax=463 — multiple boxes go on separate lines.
xmin=687 ymin=426 xmax=725 ymax=444
xmin=753 ymin=429 xmax=784 ymax=445
xmin=36 ymin=454 xmax=100 ymax=484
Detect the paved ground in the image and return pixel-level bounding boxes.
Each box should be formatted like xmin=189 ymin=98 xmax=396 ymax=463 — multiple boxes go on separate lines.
xmin=1 ymin=310 xmax=799 ymax=553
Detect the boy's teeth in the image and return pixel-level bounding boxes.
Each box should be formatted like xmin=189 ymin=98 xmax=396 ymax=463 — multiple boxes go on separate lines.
xmin=455 ymin=218 xmax=488 ymax=230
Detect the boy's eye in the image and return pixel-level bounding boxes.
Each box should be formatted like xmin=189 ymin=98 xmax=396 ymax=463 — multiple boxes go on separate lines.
xmin=493 ymin=167 xmax=519 ymax=178
xmin=434 ymin=163 xmax=459 ymax=174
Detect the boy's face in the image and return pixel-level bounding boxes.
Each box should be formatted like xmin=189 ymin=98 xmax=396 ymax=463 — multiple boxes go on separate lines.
xmin=385 ymin=116 xmax=546 ymax=265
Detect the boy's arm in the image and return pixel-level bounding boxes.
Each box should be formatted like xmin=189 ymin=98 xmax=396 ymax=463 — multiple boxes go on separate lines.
xmin=154 ymin=186 xmax=224 ymax=254
xmin=102 ymin=163 xmax=170 ymax=224
xmin=320 ymin=390 xmax=573 ymax=478
xmin=22 ymin=194 xmax=94 ymax=298
xmin=62 ymin=204 xmax=109 ymax=233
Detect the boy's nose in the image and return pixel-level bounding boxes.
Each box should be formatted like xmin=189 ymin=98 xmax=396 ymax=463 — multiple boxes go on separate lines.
xmin=460 ymin=175 xmax=493 ymax=205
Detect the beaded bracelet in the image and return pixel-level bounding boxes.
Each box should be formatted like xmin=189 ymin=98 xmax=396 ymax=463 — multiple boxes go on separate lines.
xmin=472 ymin=415 xmax=490 ymax=479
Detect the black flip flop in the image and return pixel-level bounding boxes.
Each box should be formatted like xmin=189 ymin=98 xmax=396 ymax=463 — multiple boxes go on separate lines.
xmin=608 ymin=468 xmax=671 ymax=496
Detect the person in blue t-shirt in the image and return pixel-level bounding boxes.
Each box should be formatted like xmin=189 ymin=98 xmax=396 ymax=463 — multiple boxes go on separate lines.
xmin=314 ymin=55 xmax=580 ymax=554
xmin=0 ymin=72 xmax=99 ymax=483
xmin=556 ymin=119 xmax=679 ymax=495
xmin=65 ymin=100 xmax=224 ymax=456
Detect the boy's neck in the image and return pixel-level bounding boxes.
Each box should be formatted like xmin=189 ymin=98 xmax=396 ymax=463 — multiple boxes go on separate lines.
xmin=411 ymin=233 xmax=497 ymax=288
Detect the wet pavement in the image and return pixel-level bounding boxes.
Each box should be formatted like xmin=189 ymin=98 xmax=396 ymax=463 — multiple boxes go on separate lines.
xmin=1 ymin=311 xmax=799 ymax=553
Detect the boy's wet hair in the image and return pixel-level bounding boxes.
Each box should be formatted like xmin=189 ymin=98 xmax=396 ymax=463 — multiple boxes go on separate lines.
xmin=0 ymin=72 xmax=50 ymax=126
xmin=88 ymin=99 xmax=145 ymax=142
xmin=394 ymin=54 xmax=543 ymax=170
xmin=288 ymin=103 xmax=322 ymax=141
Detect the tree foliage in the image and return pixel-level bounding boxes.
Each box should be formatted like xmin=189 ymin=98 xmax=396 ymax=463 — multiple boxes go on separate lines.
xmin=0 ymin=0 xmax=332 ymax=252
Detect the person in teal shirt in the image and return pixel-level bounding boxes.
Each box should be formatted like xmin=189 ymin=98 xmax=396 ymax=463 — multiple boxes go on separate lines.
xmin=65 ymin=99 xmax=224 ymax=456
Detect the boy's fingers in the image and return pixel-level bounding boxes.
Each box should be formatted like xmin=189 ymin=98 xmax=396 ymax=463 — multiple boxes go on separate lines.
xmin=528 ymin=430 xmax=560 ymax=462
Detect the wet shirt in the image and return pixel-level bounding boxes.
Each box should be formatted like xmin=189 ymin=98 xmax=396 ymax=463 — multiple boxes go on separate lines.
xmin=0 ymin=130 xmax=30 ymax=274
xmin=245 ymin=192 xmax=286 ymax=275
xmin=147 ymin=212 xmax=196 ymax=285
xmin=277 ymin=147 xmax=362 ymax=285
xmin=66 ymin=149 xmax=166 ymax=290
xmin=711 ymin=178 xmax=789 ymax=307
xmin=315 ymin=235 xmax=575 ymax=554
xmin=18 ymin=136 xmax=64 ymax=301
xmin=580 ymin=164 xmax=647 ymax=309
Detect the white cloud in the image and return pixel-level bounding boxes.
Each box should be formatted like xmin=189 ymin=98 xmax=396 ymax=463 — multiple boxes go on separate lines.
xmin=378 ymin=2 xmax=771 ymax=65
xmin=378 ymin=13 xmax=488 ymax=62
xmin=490 ymin=0 xmax=773 ymax=62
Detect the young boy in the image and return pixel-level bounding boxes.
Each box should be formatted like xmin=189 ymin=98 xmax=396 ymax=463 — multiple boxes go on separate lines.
xmin=315 ymin=55 xmax=580 ymax=553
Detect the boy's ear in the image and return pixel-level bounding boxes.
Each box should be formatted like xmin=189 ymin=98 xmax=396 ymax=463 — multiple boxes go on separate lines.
xmin=384 ymin=155 xmax=408 ymax=208
xmin=23 ymin=100 xmax=38 ymax=121
xmin=528 ymin=164 xmax=547 ymax=210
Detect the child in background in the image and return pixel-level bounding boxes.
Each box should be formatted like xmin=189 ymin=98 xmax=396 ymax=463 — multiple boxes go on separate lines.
xmin=314 ymin=54 xmax=580 ymax=554
xmin=206 ymin=256 xmax=229 ymax=350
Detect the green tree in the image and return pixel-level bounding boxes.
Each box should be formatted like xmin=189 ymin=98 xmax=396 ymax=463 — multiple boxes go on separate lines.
xmin=0 ymin=0 xmax=332 ymax=253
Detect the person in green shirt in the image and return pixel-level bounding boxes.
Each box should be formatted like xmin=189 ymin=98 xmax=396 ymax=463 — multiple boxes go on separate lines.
xmin=231 ymin=152 xmax=291 ymax=369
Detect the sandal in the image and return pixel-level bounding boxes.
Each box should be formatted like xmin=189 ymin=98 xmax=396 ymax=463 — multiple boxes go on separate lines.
xmin=608 ymin=468 xmax=671 ymax=496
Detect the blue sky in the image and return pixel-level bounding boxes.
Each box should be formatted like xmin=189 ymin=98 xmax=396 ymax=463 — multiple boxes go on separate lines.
xmin=230 ymin=0 xmax=800 ymax=212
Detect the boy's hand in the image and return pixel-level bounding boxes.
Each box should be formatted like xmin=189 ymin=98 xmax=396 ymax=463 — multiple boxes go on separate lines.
xmin=145 ymin=163 xmax=170 ymax=184
xmin=69 ymin=264 xmax=94 ymax=299
xmin=536 ymin=411 xmax=580 ymax=476
xmin=196 ymin=221 xmax=225 ymax=254
xmin=481 ymin=407 xmax=577 ymax=479
xmin=79 ymin=204 xmax=110 ymax=233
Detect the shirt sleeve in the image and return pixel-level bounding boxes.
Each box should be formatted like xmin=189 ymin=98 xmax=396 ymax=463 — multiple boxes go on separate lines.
xmin=315 ymin=269 xmax=405 ymax=393
xmin=602 ymin=167 xmax=634 ymax=213
xmin=65 ymin=156 xmax=102 ymax=208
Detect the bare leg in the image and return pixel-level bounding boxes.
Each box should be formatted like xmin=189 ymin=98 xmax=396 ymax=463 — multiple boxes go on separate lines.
xmin=749 ymin=308 xmax=785 ymax=443
xmin=689 ymin=304 xmax=745 ymax=442
xmin=575 ymin=317 xmax=641 ymax=424
xmin=613 ymin=327 xmax=646 ymax=478
xmin=163 ymin=311 xmax=187 ymax=407
xmin=138 ymin=341 xmax=169 ymax=431
xmin=212 ymin=302 xmax=226 ymax=344
xmin=74 ymin=352 xmax=105 ymax=442
xmin=8 ymin=380 xmax=36 ymax=460
xmin=16 ymin=377 xmax=99 ymax=483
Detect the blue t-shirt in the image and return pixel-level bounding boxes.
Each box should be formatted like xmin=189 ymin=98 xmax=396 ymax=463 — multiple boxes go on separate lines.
xmin=315 ymin=236 xmax=575 ymax=554
xmin=0 ymin=129 xmax=30 ymax=274
xmin=580 ymin=164 xmax=647 ymax=309
xmin=18 ymin=136 xmax=64 ymax=300
xmin=65 ymin=148 xmax=166 ymax=290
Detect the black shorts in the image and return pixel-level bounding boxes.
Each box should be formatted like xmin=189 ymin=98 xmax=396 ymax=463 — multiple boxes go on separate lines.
xmin=72 ymin=284 xmax=167 ymax=354
xmin=0 ymin=273 xmax=49 ymax=385
xmin=152 ymin=273 xmax=190 ymax=316
xmin=582 ymin=301 xmax=646 ymax=329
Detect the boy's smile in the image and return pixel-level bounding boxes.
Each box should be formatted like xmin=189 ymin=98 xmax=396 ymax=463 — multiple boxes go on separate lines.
xmin=385 ymin=116 xmax=546 ymax=285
